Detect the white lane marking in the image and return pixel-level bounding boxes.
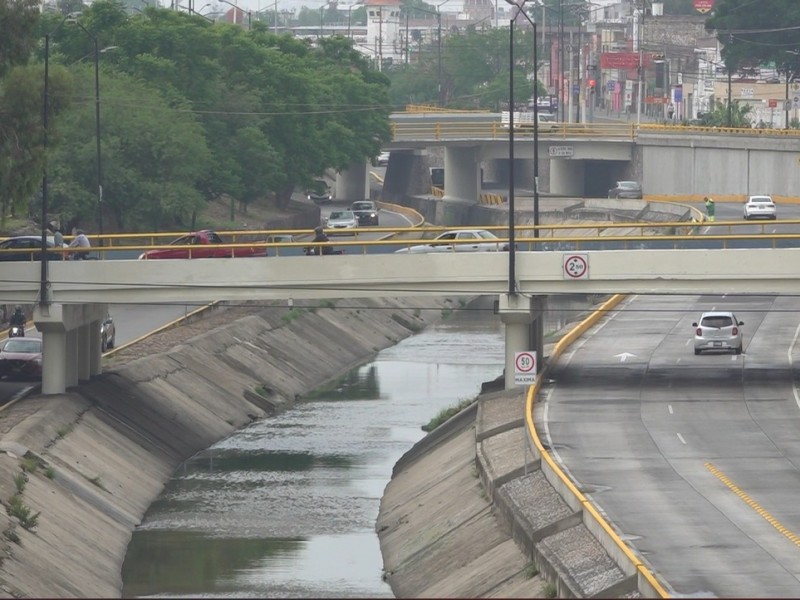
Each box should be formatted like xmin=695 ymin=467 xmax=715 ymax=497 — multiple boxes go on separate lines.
xmin=676 ymin=432 xmax=687 ymax=445
xmin=685 ymin=338 xmax=691 ymax=346
xmin=668 ymin=405 xmax=674 ymax=415
xmin=790 ymin=323 xmax=800 ymax=410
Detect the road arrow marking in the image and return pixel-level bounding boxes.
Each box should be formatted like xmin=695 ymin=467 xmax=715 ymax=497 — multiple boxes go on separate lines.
xmin=614 ymin=352 xmax=637 ymax=362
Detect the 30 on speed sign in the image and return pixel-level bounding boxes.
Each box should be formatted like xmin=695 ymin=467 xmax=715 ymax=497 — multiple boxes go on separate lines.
xmin=514 ymin=351 xmax=537 ymax=386
xmin=563 ymin=253 xmax=589 ymax=279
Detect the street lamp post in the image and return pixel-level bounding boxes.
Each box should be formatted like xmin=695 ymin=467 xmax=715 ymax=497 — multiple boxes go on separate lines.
xmin=71 ymin=19 xmax=105 ymax=247
xmin=503 ymin=0 xmax=539 ymax=295
xmin=784 ymin=50 xmax=799 ymax=129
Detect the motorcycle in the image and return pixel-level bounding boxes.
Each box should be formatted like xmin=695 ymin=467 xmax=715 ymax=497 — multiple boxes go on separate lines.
xmin=303 ymin=246 xmax=344 ymax=256
xmin=8 ymin=325 xmax=24 ymax=338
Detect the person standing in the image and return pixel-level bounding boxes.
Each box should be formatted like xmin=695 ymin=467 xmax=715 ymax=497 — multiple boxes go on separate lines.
xmin=704 ymin=197 xmax=716 ymax=222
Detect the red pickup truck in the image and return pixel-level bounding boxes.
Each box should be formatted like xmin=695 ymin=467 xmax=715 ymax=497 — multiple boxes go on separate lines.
xmin=138 ymin=230 xmax=267 ymax=260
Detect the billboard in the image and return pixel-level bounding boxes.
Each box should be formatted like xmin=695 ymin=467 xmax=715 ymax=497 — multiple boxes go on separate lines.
xmin=693 ymin=0 xmax=714 ymax=13
xmin=600 ymin=52 xmax=652 ymax=70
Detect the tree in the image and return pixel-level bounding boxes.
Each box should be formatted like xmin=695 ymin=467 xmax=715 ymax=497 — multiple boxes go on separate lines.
xmin=0 ymin=0 xmax=40 ymax=78
xmin=706 ymin=0 xmax=800 ymax=80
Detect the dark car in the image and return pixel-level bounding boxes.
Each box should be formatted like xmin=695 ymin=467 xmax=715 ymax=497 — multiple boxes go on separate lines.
xmin=306 ymin=180 xmax=333 ymax=204
xmin=101 ymin=314 xmax=115 ymax=352
xmin=608 ymin=181 xmax=643 ymax=199
xmin=0 ymin=337 xmax=42 ymax=380
xmin=351 ymin=201 xmax=379 ymax=226
xmin=0 ymin=236 xmax=61 ymax=262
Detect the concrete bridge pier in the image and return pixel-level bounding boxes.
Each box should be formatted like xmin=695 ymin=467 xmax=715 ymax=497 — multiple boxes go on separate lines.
xmin=336 ymin=161 xmax=369 ymax=202
xmin=34 ymin=302 xmax=108 ymax=394
xmin=498 ymin=293 xmax=543 ymax=391
xmin=437 ymin=146 xmax=481 ymax=226
xmin=550 ymin=158 xmax=586 ymax=197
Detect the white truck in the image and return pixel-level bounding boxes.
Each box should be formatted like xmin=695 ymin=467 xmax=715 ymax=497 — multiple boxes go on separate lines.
xmin=500 ymin=111 xmax=558 ymax=130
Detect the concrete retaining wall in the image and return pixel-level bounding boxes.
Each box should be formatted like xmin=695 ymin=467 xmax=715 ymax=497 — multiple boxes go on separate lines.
xmin=0 ymin=297 xmax=463 ymax=598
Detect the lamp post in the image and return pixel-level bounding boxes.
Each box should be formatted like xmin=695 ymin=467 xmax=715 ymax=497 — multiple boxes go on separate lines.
xmin=784 ymin=50 xmax=799 ymax=130
xmin=70 ymin=19 xmax=105 ymax=247
xmin=435 ymin=0 xmax=452 ymax=106
xmin=41 ymin=15 xmax=71 ymax=307
xmin=503 ymin=0 xmax=539 ymax=295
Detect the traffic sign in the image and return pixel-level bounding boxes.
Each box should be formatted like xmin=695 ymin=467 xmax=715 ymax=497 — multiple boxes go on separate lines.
xmin=563 ymin=254 xmax=589 ymax=279
xmin=514 ymin=351 xmax=537 ymax=386
xmin=693 ymin=0 xmax=714 ymax=13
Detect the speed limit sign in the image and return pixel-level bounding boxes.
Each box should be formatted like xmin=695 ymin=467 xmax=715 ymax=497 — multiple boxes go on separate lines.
xmin=514 ymin=351 xmax=537 ymax=385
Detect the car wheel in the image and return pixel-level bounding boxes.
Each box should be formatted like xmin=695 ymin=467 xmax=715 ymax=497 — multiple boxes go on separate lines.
xmin=735 ymin=345 xmax=742 ymax=355
xmin=694 ymin=348 xmax=701 ymax=355
xmin=108 ymin=336 xmax=115 ymax=349
xmin=101 ymin=335 xmax=107 ymax=352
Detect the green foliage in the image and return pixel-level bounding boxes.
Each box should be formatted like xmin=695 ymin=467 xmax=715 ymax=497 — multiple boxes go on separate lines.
xmin=44 ymin=466 xmax=55 ymax=479
xmin=281 ymin=307 xmax=305 ymax=324
xmin=13 ymin=473 xmax=27 ymax=494
xmin=4 ymin=525 xmax=20 ymax=545
xmin=422 ymin=396 xmax=476 ymax=431
xmin=0 ymin=0 xmax=40 ymax=78
xmin=525 ymin=562 xmax=539 ymax=578
xmin=56 ymin=423 xmax=74 ymax=439
xmin=8 ymin=495 xmax=39 ymax=531
xmin=692 ymin=98 xmax=752 ymax=127
xmin=706 ymin=0 xmax=800 ymax=79
xmin=20 ymin=456 xmax=39 ymax=474
xmin=1 ymin=0 xmax=393 ymax=229
xmin=544 ymin=582 xmax=557 ymax=598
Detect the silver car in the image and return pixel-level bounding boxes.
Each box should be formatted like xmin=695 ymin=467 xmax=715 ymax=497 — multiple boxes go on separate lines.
xmin=692 ymin=311 xmax=743 ymax=355
xmin=325 ymin=210 xmax=359 ymax=233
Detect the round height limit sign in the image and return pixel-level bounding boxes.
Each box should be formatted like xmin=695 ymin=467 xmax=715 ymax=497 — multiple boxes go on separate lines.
xmin=514 ymin=351 xmax=537 ymax=386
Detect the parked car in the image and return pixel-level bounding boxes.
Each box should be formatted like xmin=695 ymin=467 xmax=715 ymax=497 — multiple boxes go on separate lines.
xmin=325 ymin=211 xmax=359 ymax=233
xmin=0 ymin=337 xmax=42 ymax=380
xmin=608 ymin=181 xmax=643 ymax=199
xmin=351 ymin=201 xmax=379 ymax=226
xmin=138 ymin=230 xmax=267 ymax=260
xmin=0 ymin=236 xmax=62 ymax=262
xmin=376 ymin=151 xmax=390 ymax=166
xmin=306 ymin=180 xmax=333 ymax=204
xmin=101 ymin=314 xmax=115 ymax=352
xmin=743 ymin=195 xmax=776 ymax=220
xmin=692 ymin=311 xmax=744 ymax=355
xmin=395 ymin=229 xmax=510 ymax=253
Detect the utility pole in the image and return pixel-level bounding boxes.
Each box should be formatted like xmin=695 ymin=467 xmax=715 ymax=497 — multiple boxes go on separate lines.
xmin=636 ymin=1 xmax=644 ymax=124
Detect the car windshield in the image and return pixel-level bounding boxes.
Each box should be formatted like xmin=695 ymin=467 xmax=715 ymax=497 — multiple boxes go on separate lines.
xmin=352 ymin=203 xmax=372 ymax=210
xmin=618 ymin=181 xmax=640 ymax=190
xmin=310 ymin=181 xmax=328 ymax=193
xmin=701 ymin=315 xmax=733 ymax=328
xmin=749 ymin=197 xmax=772 ymax=204
xmin=4 ymin=340 xmax=41 ymax=353
xmin=330 ymin=212 xmax=353 ymax=220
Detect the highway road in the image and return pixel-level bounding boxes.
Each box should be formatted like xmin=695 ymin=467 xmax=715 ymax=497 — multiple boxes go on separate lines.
xmin=541 ymin=293 xmax=800 ymax=597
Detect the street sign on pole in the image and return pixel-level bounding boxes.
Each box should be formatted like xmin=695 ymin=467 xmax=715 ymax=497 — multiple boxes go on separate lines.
xmin=514 ymin=351 xmax=537 ymax=386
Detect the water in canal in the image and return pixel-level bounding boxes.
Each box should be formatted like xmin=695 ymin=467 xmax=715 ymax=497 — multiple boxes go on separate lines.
xmin=121 ymin=296 xmax=593 ymax=598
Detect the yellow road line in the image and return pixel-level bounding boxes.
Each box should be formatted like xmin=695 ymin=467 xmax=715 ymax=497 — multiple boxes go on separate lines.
xmin=705 ymin=462 xmax=800 ymax=547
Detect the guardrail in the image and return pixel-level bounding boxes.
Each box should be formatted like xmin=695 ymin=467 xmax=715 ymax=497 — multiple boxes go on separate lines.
xmin=392 ymin=120 xmax=637 ymax=141
xmin=2 ymin=219 xmax=797 ymax=260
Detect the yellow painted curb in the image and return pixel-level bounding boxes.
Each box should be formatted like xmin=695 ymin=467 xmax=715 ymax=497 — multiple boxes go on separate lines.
xmin=525 ymin=294 xmax=671 ymax=598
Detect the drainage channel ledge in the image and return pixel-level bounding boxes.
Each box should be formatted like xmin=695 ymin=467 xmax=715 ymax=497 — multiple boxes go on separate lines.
xmin=475 ymin=396 xmax=636 ymax=598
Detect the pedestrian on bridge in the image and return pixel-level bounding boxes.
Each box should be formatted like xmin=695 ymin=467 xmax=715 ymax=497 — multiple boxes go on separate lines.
xmin=704 ymin=197 xmax=716 ymax=222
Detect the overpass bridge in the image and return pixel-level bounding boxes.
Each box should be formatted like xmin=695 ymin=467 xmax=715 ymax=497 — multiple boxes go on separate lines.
xmin=366 ymin=112 xmax=800 ymax=208
xmin=2 ymin=220 xmax=800 ymax=395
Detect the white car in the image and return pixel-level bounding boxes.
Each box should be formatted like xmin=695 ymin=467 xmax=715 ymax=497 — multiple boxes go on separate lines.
xmin=692 ymin=311 xmax=744 ymax=355
xmin=325 ymin=210 xmax=359 ymax=233
xmin=395 ymin=229 xmax=510 ymax=253
xmin=743 ymin=195 xmax=776 ymax=220
xmin=376 ymin=151 xmax=390 ymax=166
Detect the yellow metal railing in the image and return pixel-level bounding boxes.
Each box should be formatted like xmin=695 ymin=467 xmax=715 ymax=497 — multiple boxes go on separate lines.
xmin=2 ymin=218 xmax=798 ymax=260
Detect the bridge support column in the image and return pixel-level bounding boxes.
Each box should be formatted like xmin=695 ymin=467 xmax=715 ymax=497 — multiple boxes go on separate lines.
xmin=34 ymin=302 xmax=108 ymax=395
xmin=336 ymin=162 xmax=369 ymax=202
xmin=443 ymin=146 xmax=480 ymax=203
xmin=550 ymin=158 xmax=585 ymax=197
xmin=498 ymin=293 xmax=537 ymax=391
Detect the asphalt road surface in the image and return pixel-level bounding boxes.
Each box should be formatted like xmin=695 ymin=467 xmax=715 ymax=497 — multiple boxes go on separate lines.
xmin=542 ymin=293 xmax=800 ymax=597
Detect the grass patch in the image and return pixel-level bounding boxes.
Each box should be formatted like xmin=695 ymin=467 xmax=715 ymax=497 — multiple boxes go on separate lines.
xmin=4 ymin=526 xmax=20 ymax=545
xmin=13 ymin=473 xmax=27 ymax=494
xmin=43 ymin=466 xmax=55 ymax=480
xmin=88 ymin=476 xmax=108 ymax=491
xmin=20 ymin=457 xmax=39 ymax=474
xmin=525 ymin=563 xmax=539 ymax=579
xmin=544 ymin=582 xmax=557 ymax=598
xmin=8 ymin=495 xmax=39 ymax=531
xmin=281 ymin=307 xmax=305 ymax=325
xmin=55 ymin=424 xmax=74 ymax=439
xmin=319 ymin=299 xmax=336 ymax=309
xmin=422 ymin=397 xmax=476 ymax=432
